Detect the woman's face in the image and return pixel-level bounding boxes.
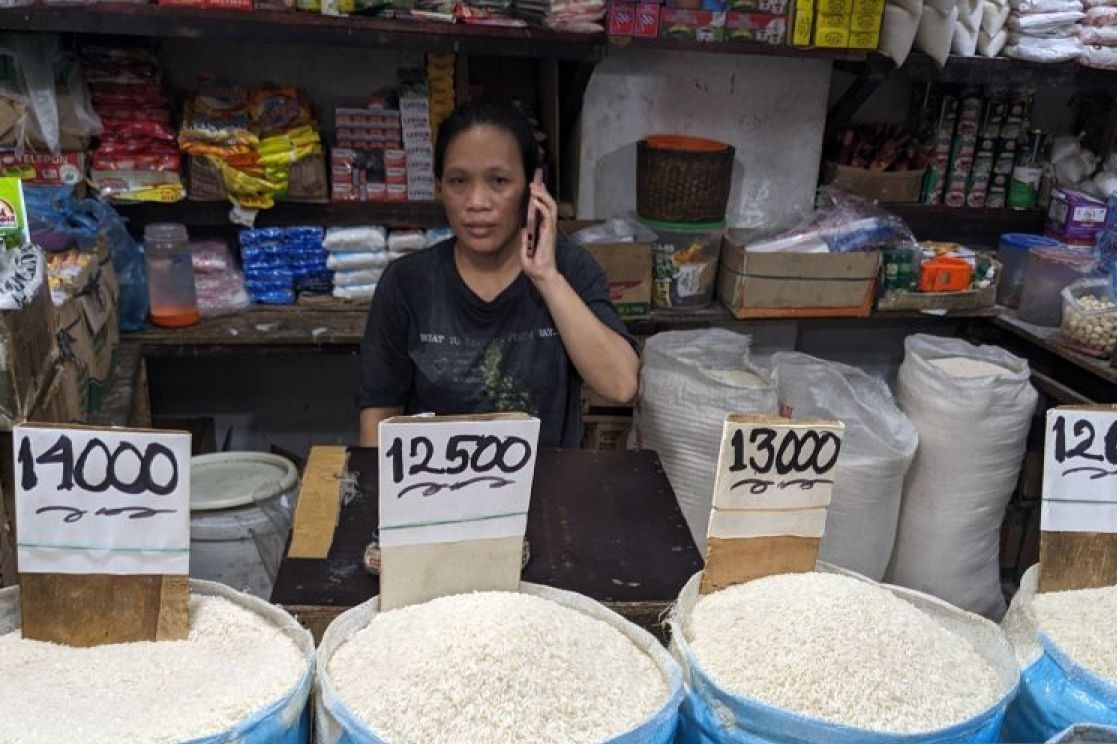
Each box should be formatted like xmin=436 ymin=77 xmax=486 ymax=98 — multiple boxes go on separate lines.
xmin=440 ymin=124 xmax=526 ymax=257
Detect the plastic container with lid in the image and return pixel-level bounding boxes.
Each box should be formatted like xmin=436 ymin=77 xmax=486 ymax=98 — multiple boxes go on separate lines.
xmin=641 ymin=218 xmax=724 ymax=311
xmin=997 ymin=233 xmax=1063 ymax=308
xmin=144 ymin=222 xmax=201 ymax=328
xmin=1060 ymin=278 xmax=1117 ymax=356
xmin=1018 ymin=246 xmax=1098 ymax=327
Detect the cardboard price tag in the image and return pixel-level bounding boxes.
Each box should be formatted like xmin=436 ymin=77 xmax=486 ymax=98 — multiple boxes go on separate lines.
xmin=14 ymin=424 xmax=191 ymax=575
xmin=1042 ymin=406 xmax=1117 ymax=534
xmin=701 ymin=414 xmax=844 ymax=594
xmin=1039 ymin=405 xmax=1117 ymax=593
xmin=378 ymin=413 xmax=540 ymax=609
xmin=13 ymin=423 xmax=191 ymax=646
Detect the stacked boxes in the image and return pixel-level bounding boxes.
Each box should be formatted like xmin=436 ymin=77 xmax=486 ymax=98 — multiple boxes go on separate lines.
xmin=238 ymin=226 xmax=329 ymax=304
xmin=331 ymin=98 xmax=404 ymax=203
xmin=794 ymin=0 xmax=881 ymax=48
xmin=943 ymin=93 xmax=982 ymax=208
xmin=400 ymin=73 xmax=436 ymax=203
xmin=607 ymin=3 xmax=662 ymax=36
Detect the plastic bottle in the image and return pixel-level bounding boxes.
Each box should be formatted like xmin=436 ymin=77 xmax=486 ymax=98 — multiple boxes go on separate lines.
xmin=144 ymin=223 xmax=201 ymax=328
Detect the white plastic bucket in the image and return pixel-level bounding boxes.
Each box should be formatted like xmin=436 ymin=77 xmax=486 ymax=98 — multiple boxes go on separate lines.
xmin=190 ymin=452 xmax=299 ymax=599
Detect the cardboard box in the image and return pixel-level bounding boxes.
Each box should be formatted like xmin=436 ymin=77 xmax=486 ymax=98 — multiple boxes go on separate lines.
xmin=54 ymin=245 xmax=119 ymax=416
xmin=792 ymin=0 xmax=815 ymax=44
xmin=717 ymin=231 xmax=880 ymax=318
xmin=822 ymin=162 xmax=925 ymax=203
xmin=725 ymin=12 xmax=788 ymax=43
xmin=0 ymin=278 xmax=57 ymax=430
xmin=561 ymin=221 xmax=653 ymax=319
xmin=27 ymin=356 xmax=86 ymax=425
xmin=659 ymin=9 xmax=727 ymax=40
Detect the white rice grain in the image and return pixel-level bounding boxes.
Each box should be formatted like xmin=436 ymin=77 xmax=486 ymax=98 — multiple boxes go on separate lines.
xmin=686 ymin=572 xmax=1000 ymax=733
xmin=328 ymin=591 xmax=667 ymax=744
xmin=1034 ymin=584 xmax=1117 ymax=683
xmin=929 ymin=357 xmax=1012 ymax=378
xmin=0 ymin=594 xmax=305 ymax=744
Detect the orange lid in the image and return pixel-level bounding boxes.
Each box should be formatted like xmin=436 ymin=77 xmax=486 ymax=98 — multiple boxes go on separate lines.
xmin=645 ymin=135 xmax=730 ymax=153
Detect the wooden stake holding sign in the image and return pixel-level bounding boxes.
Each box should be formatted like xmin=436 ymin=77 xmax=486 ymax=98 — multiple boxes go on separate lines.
xmin=700 ymin=413 xmax=845 ymax=595
xmin=1039 ymin=405 xmax=1117 ymax=593
xmin=378 ymin=413 xmax=540 ymax=610
xmin=13 ymin=423 xmax=191 ymax=646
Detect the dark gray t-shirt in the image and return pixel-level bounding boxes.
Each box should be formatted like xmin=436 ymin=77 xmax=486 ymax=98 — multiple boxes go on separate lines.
xmin=357 ymin=239 xmax=636 ymax=447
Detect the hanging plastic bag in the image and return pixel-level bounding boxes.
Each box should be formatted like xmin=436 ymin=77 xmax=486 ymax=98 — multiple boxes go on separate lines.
xmin=1001 ymin=566 xmax=1117 ymax=743
xmin=772 ymin=352 xmax=918 ymax=581
xmin=633 ymin=329 xmax=779 ymax=550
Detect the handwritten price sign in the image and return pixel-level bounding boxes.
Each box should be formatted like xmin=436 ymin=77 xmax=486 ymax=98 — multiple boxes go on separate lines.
xmin=1042 ymin=407 xmax=1117 ymax=534
xmin=378 ymin=415 xmax=541 ymax=548
xmin=14 ymin=424 xmax=191 ymax=575
xmin=707 ymin=414 xmax=844 ymax=542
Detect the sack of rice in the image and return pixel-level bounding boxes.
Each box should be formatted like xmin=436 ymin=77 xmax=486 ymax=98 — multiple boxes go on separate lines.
xmin=1001 ymin=565 xmax=1117 ymax=743
xmin=669 ymin=567 xmax=1020 ymax=744
xmin=634 ymin=329 xmax=778 ymax=551
xmin=1046 ymin=724 xmax=1117 ymax=743
xmin=0 ymin=579 xmax=314 ymax=744
xmin=316 ymin=584 xmax=683 ymax=744
xmin=771 ymin=352 xmax=919 ymax=580
xmin=886 ymin=334 xmax=1038 ymax=619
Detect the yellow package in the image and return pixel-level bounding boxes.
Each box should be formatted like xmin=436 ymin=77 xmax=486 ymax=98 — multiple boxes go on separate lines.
xmin=817 ymin=0 xmax=851 ymax=15
xmin=792 ymin=0 xmax=815 ymax=45
xmin=847 ymin=28 xmax=880 ymax=47
xmin=815 ymin=11 xmax=850 ymax=29
xmin=814 ymin=26 xmax=850 ymax=45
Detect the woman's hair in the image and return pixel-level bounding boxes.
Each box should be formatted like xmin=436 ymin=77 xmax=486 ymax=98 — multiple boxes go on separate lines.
xmin=434 ymin=98 xmax=539 ymax=182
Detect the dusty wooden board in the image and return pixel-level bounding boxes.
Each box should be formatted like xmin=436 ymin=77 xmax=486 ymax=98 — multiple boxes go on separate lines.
xmin=1039 ymin=532 xmax=1117 ymax=593
xmin=20 ymin=573 xmax=188 ymax=646
xmin=700 ymin=536 xmax=820 ymax=594
xmin=379 ymin=536 xmax=525 ymax=610
xmin=287 ymin=446 xmax=348 ymax=559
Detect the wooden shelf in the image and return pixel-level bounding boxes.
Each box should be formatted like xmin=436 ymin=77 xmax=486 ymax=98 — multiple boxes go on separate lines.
xmin=0 ymin=3 xmax=604 ymax=60
xmin=900 ymin=52 xmax=1117 ymax=89
xmin=888 ymin=204 xmax=1046 ymax=247
xmin=608 ymin=36 xmax=868 ymax=62
xmin=114 ymin=200 xmax=447 ymax=230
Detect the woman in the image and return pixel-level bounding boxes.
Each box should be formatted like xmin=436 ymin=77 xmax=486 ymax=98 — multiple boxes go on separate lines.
xmin=358 ymin=99 xmax=639 ymax=447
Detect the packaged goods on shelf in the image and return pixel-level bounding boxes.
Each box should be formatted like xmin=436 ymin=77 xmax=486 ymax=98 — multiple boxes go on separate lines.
xmin=238 ymin=225 xmax=330 ymax=304
xmin=823 ymin=124 xmax=929 ymax=204
xmin=82 ymin=44 xmax=185 ymax=203
xmin=180 ymin=80 xmax=324 ymax=211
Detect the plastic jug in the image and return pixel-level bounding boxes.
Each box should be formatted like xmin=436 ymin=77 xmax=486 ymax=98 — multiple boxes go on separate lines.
xmin=144 ymin=222 xmax=200 ymax=328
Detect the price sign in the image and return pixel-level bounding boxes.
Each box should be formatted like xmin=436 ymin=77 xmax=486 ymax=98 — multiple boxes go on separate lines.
xmin=701 ymin=414 xmax=844 ymax=594
xmin=1042 ymin=406 xmax=1117 ymax=534
xmin=377 ymin=414 xmax=540 ymax=609
xmin=378 ymin=414 xmax=541 ymax=548
xmin=14 ymin=424 xmax=190 ymax=575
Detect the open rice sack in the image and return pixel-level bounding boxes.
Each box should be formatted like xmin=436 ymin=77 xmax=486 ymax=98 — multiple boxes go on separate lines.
xmin=0 ymin=579 xmax=315 ymax=744
xmin=1001 ymin=565 xmax=1117 ymax=743
xmin=771 ymin=352 xmax=919 ymax=581
xmin=315 ymin=582 xmax=684 ymax=744
xmin=634 ymin=329 xmax=779 ymax=551
xmin=669 ymin=565 xmax=1020 ymax=744
xmin=886 ymin=334 xmax=1038 ymax=619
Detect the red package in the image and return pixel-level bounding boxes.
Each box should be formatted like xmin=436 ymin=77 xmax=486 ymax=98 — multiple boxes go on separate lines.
xmin=92 ymin=153 xmax=183 ymax=172
xmin=99 ymin=107 xmax=172 ymax=122
xmin=96 ymin=140 xmax=181 ymax=156
xmin=105 ymin=120 xmax=178 ymax=142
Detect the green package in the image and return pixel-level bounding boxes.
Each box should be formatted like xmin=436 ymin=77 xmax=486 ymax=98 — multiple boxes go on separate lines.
xmin=0 ymin=177 xmax=29 ymax=250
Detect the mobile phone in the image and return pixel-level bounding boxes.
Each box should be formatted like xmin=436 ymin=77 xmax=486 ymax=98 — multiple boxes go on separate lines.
xmin=525 ymin=168 xmax=544 ymax=257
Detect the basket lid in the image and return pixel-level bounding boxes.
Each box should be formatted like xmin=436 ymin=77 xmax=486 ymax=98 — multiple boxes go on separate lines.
xmin=644 ymin=135 xmax=731 ymax=153
xmin=639 ymin=216 xmax=727 ymax=232
xmin=191 ymin=452 xmax=298 ymax=511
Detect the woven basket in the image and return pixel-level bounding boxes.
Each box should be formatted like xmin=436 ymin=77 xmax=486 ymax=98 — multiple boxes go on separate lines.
xmin=637 ymin=136 xmax=734 ymax=224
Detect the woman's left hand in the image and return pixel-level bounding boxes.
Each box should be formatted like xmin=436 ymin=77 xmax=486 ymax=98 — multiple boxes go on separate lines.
xmin=521 ymin=181 xmax=560 ymax=285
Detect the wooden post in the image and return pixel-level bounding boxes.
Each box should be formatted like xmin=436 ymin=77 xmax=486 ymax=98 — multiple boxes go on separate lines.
xmin=700 ymin=413 xmax=845 ymax=595
xmin=1039 ymin=405 xmax=1117 ymax=593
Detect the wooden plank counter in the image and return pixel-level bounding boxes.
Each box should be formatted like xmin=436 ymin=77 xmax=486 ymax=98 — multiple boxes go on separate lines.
xmin=271 ymin=447 xmax=703 ymax=641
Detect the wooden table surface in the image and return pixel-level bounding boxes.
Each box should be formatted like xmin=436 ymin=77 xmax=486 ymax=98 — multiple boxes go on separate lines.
xmin=271 ymin=447 xmax=703 ymax=638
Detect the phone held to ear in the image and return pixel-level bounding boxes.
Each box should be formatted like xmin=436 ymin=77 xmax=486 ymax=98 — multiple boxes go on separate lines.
xmin=525 ymin=168 xmax=544 ymax=257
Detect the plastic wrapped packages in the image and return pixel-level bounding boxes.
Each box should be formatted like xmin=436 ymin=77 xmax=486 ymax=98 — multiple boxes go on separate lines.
xmin=332 ymin=283 xmax=376 ymax=301
xmin=387 ymin=229 xmax=426 ymax=253
xmin=1013 ymin=0 xmax=1082 ymax=11
xmin=1085 ymin=4 xmax=1117 ymax=20
xmin=1080 ymin=43 xmax=1117 ymax=65
xmin=879 ymin=0 xmax=925 ymax=64
xmin=1078 ymin=24 xmax=1117 ymax=41
xmin=744 ymin=187 xmax=916 ymax=255
xmin=0 ymin=244 xmax=44 ymax=311
xmin=196 ymin=270 xmax=250 ymax=317
xmin=1008 ymin=9 xmax=1085 ymax=27
xmin=326 ymin=252 xmax=390 ymax=271
xmin=570 ymin=213 xmax=659 ymax=245
xmin=333 ymin=268 xmax=384 ymax=287
xmin=1005 ymin=35 xmax=1084 ymax=59
xmin=918 ymin=0 xmax=961 ymax=64
xmin=323 ymin=225 xmax=387 ymax=253
xmin=192 ymin=240 xmax=232 ymax=274
xmin=980 ymin=27 xmax=1011 ymax=52
xmin=424 ymin=226 xmax=454 ymax=246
